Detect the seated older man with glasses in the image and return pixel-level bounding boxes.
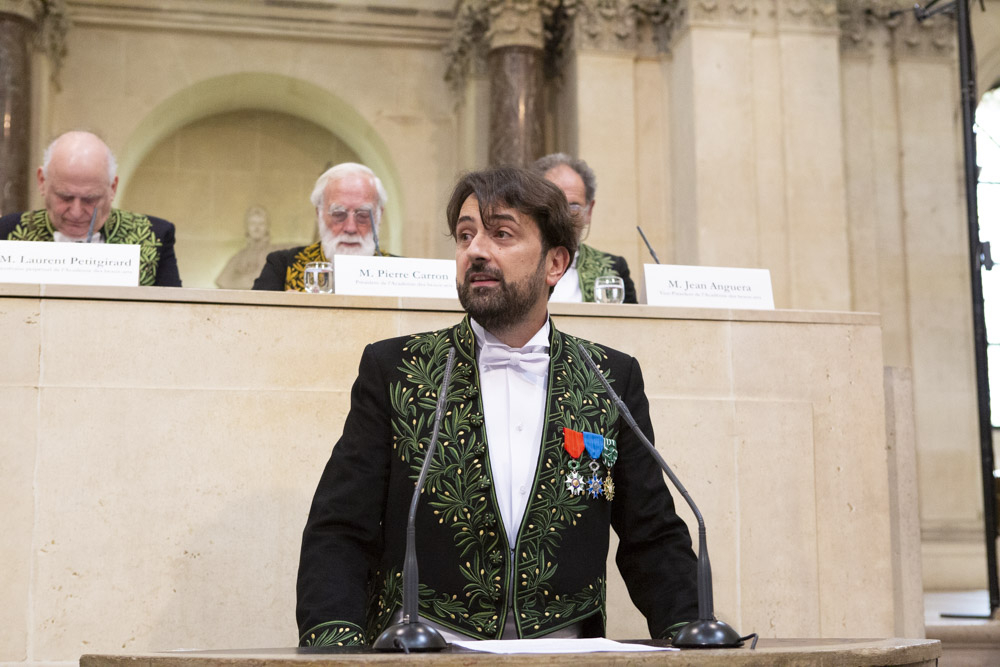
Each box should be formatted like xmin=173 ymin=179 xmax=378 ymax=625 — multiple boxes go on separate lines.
xmin=253 ymin=162 xmax=393 ymax=292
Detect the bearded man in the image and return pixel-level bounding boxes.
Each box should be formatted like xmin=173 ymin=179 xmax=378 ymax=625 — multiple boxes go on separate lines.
xmin=252 ymin=163 xmax=391 ymax=291
xmin=295 ymin=166 xmax=697 ymax=646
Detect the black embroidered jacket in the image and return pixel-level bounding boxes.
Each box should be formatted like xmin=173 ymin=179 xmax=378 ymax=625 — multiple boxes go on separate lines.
xmin=296 ymin=317 xmax=697 ymax=646
xmin=0 ymin=209 xmax=181 ymax=287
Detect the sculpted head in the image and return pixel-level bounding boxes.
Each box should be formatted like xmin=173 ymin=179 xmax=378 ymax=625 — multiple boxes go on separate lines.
xmin=244 ymin=205 xmax=270 ymax=243
xmin=447 ymin=166 xmax=575 ymax=343
xmin=532 ymin=153 xmax=596 ymax=244
xmin=37 ymin=131 xmax=119 ymax=238
xmin=311 ymin=163 xmax=387 ymax=257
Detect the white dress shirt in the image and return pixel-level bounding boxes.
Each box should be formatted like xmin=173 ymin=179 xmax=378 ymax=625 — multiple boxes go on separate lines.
xmin=53 ymin=230 xmax=104 ymax=243
xmin=470 ymin=318 xmax=550 ymax=549
xmin=549 ymin=251 xmax=582 ymax=302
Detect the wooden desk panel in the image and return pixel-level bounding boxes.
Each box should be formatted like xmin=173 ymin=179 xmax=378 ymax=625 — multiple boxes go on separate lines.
xmin=80 ymin=639 xmax=941 ymax=667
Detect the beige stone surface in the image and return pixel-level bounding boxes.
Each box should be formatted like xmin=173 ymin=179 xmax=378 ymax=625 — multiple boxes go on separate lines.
xmin=573 ymin=51 xmax=640 ymax=279
xmin=732 ymin=320 xmax=895 ymax=633
xmin=1 ymin=289 xmax=908 ymax=664
xmin=777 ymin=33 xmax=851 ymax=311
xmin=29 ymin=387 xmax=336 ymax=656
xmin=892 ymin=56 xmax=982 ymax=586
xmin=0 ymin=295 xmax=40 ymax=386
xmin=884 ymin=367 xmax=926 ymax=638
xmin=734 ymin=400 xmax=820 ymax=637
xmin=38 ymin=299 xmax=390 ymax=391
xmin=0 ymin=388 xmax=37 ymax=662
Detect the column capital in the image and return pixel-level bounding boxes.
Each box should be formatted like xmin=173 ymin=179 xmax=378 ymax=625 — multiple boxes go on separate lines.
xmin=888 ymin=9 xmax=954 ymax=60
xmin=777 ymin=0 xmax=839 ymax=31
xmin=674 ymin=0 xmax=753 ymax=33
xmin=836 ymin=0 xmax=954 ymax=60
xmin=487 ymin=0 xmax=558 ymax=50
xmin=0 ymin=0 xmax=38 ymax=21
xmin=0 ymin=0 xmax=70 ymax=84
xmin=563 ymin=0 xmax=638 ymax=52
xmin=446 ymin=0 xmax=559 ymax=93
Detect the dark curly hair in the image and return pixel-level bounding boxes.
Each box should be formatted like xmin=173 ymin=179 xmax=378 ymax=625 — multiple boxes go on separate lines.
xmin=446 ymin=165 xmax=578 ymax=259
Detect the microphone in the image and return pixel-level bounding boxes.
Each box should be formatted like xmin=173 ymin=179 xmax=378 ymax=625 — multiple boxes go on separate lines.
xmin=373 ymin=347 xmax=456 ymax=652
xmin=85 ymin=206 xmax=99 ymax=244
xmin=576 ymin=342 xmax=747 ymax=648
xmin=636 ymin=225 xmax=661 ymax=264
xmin=371 ymin=210 xmax=382 ymax=257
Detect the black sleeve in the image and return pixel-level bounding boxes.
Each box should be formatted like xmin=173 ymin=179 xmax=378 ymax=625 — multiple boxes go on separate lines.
xmin=296 ymin=344 xmax=393 ymax=646
xmin=252 ymin=250 xmax=291 ymax=291
xmin=150 ymin=218 xmax=182 ymax=287
xmin=615 ymin=255 xmax=638 ymax=304
xmin=610 ymin=356 xmax=698 ymax=638
xmin=0 ymin=213 xmax=21 ymax=238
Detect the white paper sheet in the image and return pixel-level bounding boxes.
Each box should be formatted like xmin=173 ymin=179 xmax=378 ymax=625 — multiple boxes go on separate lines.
xmin=452 ymin=637 xmax=677 ymax=654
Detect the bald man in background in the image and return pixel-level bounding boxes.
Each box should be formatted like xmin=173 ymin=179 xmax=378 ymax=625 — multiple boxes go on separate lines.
xmin=0 ymin=131 xmax=181 ymax=287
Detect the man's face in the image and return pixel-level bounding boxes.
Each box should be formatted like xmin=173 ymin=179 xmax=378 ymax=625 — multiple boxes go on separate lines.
xmin=317 ymin=173 xmax=380 ymax=256
xmin=543 ymin=164 xmax=592 ymax=242
xmin=455 ymin=194 xmax=562 ymax=333
xmin=38 ymin=154 xmax=117 ymax=238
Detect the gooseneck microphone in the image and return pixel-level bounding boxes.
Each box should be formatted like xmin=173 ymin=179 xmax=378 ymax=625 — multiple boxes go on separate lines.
xmin=371 ymin=212 xmax=382 ymax=257
xmin=85 ymin=206 xmax=99 ymax=244
xmin=373 ymin=347 xmax=456 ymax=652
xmin=636 ymin=225 xmax=661 ymax=264
xmin=576 ymin=343 xmax=748 ymax=649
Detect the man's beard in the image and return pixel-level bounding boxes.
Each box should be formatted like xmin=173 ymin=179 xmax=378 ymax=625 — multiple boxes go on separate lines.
xmin=318 ymin=215 xmax=376 ymax=257
xmin=457 ymin=256 xmax=549 ymax=334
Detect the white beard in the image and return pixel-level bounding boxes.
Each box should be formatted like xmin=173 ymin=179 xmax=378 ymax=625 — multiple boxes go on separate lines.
xmin=318 ymin=214 xmax=377 ymax=258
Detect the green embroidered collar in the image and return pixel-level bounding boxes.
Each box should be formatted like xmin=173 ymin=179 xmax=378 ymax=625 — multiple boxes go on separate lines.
xmin=9 ymin=209 xmax=163 ymax=286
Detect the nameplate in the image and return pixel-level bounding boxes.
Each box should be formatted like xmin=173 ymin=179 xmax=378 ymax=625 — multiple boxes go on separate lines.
xmin=0 ymin=240 xmax=141 ymax=286
xmin=644 ymin=264 xmax=774 ymax=310
xmin=334 ymin=255 xmax=457 ymax=299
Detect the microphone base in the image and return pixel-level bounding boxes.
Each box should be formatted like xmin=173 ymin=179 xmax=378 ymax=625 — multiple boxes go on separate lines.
xmin=372 ymin=621 xmax=448 ymax=652
xmin=672 ymin=619 xmax=744 ymax=648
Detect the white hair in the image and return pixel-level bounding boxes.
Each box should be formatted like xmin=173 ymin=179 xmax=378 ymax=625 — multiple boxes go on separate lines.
xmin=41 ymin=131 xmax=118 ymax=183
xmin=310 ymin=162 xmax=387 ymax=211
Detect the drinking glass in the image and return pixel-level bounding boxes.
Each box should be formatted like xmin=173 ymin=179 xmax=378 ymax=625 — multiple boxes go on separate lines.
xmin=594 ymin=275 xmax=625 ymax=304
xmin=303 ymin=261 xmax=334 ymax=294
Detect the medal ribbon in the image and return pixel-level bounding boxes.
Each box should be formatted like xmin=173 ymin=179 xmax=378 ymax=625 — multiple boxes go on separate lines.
xmin=583 ymin=431 xmax=605 ymax=460
xmin=563 ymin=428 xmax=585 ymax=459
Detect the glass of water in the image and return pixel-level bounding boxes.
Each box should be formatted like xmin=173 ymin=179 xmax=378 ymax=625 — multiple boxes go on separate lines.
xmin=594 ymin=275 xmax=625 ymax=304
xmin=303 ymin=261 xmax=334 ymax=294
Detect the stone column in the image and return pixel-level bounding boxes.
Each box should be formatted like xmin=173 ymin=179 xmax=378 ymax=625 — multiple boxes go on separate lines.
xmin=0 ymin=0 xmax=35 ymax=215
xmin=485 ymin=0 xmax=548 ymax=166
xmin=888 ymin=9 xmax=985 ymax=592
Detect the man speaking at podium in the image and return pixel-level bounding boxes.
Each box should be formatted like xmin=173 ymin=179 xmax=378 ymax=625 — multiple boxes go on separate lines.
xmin=296 ymin=166 xmax=697 ymax=647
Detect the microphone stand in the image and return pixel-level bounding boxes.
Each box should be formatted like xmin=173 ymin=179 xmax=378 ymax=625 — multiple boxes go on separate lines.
xmin=373 ymin=348 xmax=456 ymax=652
xmin=577 ymin=343 xmax=745 ymax=648
xmin=636 ymin=225 xmax=661 ymax=264
xmin=85 ymin=207 xmax=99 ymax=243
xmin=371 ymin=209 xmax=382 ymax=257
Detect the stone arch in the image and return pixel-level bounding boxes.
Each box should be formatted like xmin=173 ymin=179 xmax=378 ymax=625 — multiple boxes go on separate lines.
xmin=117 ymin=72 xmax=404 ymax=251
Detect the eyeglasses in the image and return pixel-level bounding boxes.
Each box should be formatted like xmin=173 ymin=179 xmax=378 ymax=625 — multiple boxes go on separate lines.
xmin=327 ymin=205 xmax=375 ymax=226
xmin=568 ymin=203 xmax=586 ymax=215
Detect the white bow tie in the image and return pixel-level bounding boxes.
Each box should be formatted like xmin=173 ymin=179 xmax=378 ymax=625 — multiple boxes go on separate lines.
xmin=479 ymin=344 xmax=549 ymax=377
